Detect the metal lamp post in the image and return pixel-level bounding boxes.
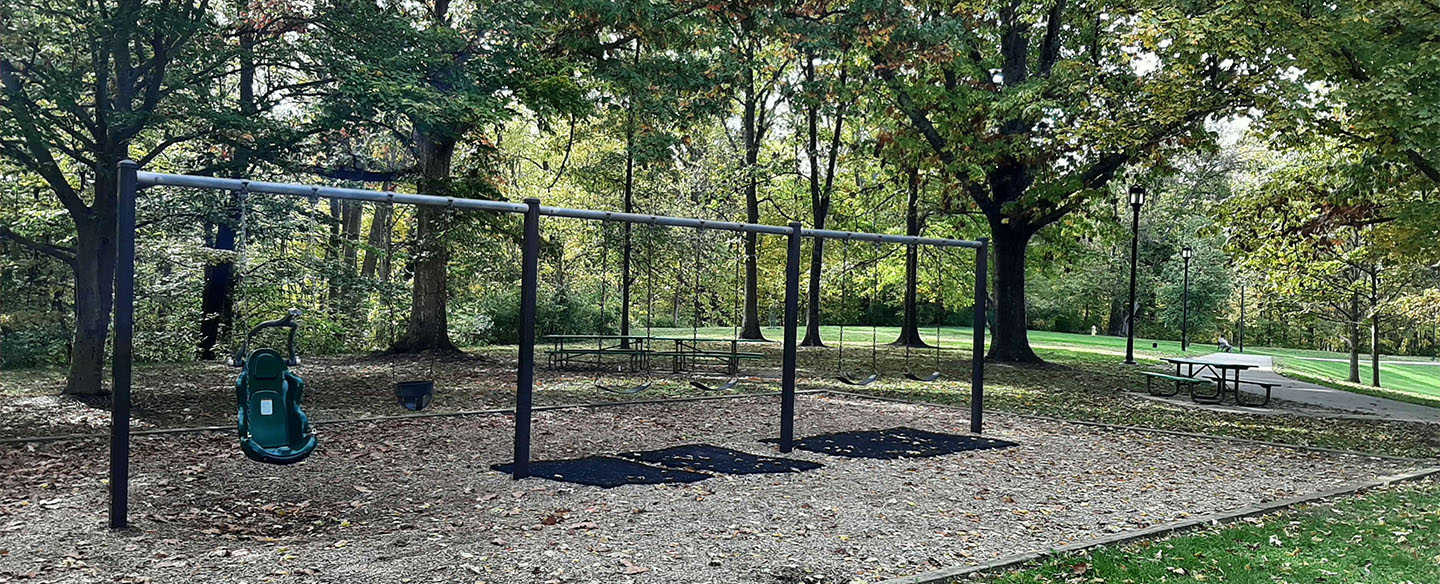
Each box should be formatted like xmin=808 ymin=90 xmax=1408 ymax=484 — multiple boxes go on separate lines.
xmin=1181 ymin=246 xmax=1192 ymax=352
xmin=1238 ymin=279 xmax=1246 ymax=353
xmin=1123 ymin=185 xmax=1145 ymax=365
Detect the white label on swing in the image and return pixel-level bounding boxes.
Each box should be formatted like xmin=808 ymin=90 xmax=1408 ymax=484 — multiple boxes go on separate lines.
xmin=260 ymin=399 xmax=274 ymax=415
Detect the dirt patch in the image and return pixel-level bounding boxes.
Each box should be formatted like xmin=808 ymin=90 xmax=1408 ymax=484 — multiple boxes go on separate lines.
xmin=0 ymin=394 xmax=1412 ymax=583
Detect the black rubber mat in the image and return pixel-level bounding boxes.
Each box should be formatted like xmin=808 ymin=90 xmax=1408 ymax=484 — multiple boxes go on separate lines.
xmin=766 ymin=426 xmax=1017 ymax=459
xmin=618 ymin=444 xmax=823 ymax=475
xmin=491 ymin=456 xmax=710 ymax=488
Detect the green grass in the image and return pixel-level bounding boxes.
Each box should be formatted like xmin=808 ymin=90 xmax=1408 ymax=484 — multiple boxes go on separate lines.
xmin=1250 ymin=345 xmax=1438 ymax=363
xmin=983 ymin=480 xmax=1440 ymax=584
xmin=1273 ymin=360 xmax=1440 ymax=410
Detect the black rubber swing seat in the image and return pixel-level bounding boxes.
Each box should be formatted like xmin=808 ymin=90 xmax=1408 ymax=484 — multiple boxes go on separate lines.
xmin=904 ymin=371 xmax=942 ymax=382
xmin=836 ymin=373 xmax=879 ymax=386
xmin=594 ymin=381 xmax=653 ymax=395
xmin=689 ymin=379 xmax=739 ymax=392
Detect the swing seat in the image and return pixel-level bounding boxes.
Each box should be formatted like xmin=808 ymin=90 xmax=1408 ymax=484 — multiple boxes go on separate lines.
xmin=594 ymin=381 xmax=653 ymax=395
xmin=836 ymin=373 xmax=879 ymax=387
xmin=395 ymin=380 xmax=434 ymax=411
xmin=690 ymin=379 xmax=740 ymax=392
xmin=236 ymin=348 xmax=316 ymax=465
xmin=905 ymin=371 xmax=942 ymax=382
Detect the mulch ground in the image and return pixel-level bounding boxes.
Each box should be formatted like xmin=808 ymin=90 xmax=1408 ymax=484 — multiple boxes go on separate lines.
xmin=0 ymin=394 xmax=1414 ymax=584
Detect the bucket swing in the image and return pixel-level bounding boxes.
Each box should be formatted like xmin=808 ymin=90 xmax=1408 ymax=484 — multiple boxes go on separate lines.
xmin=232 ymin=309 xmax=317 ymax=465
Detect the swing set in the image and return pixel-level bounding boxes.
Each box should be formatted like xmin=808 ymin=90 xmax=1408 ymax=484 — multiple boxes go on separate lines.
xmin=104 ymin=161 xmax=989 ymax=529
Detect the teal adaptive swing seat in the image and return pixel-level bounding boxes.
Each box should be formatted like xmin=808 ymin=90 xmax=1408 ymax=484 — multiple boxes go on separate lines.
xmin=233 ymin=311 xmax=316 ymax=465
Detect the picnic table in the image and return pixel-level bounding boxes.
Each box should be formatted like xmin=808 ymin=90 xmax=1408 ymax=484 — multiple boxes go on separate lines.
xmin=545 ymin=334 xmax=652 ymax=370
xmin=1144 ymin=357 xmax=1276 ymax=407
xmin=648 ymin=336 xmax=768 ymax=374
xmin=544 ymin=334 xmax=768 ymax=374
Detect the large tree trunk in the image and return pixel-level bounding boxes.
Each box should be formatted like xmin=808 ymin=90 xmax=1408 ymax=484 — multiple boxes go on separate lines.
xmin=198 ymin=31 xmax=255 ymax=360
xmin=396 ymin=127 xmax=459 ymax=353
xmin=1106 ymin=295 xmax=1126 ymax=336
xmin=893 ymin=167 xmax=927 ymax=347
xmin=197 ymin=195 xmax=240 ymax=360
xmin=739 ymin=42 xmax=766 ymax=340
xmin=65 ymin=176 xmax=118 ymax=396
xmin=360 ymin=197 xmax=393 ymax=280
xmin=799 ymin=50 xmax=845 ymax=347
xmin=987 ymin=222 xmax=1040 ymax=362
xmin=620 ymin=100 xmax=635 ymax=346
xmin=1370 ymin=271 xmax=1381 ymax=387
xmin=1347 ymin=292 xmax=1361 ymax=383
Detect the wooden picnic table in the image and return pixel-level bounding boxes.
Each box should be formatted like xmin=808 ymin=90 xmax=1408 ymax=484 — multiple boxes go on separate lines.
xmin=1158 ymin=357 xmax=1272 ymax=406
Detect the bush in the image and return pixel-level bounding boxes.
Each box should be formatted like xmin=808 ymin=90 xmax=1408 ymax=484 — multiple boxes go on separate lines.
xmin=473 ymin=286 xmax=610 ymax=345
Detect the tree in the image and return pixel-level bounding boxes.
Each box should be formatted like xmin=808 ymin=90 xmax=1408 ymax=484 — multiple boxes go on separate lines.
xmin=862 ymin=0 xmax=1292 ymax=361
xmin=1274 ymin=0 xmax=1440 ymax=186
xmin=1225 ymin=145 xmax=1419 ymax=384
xmin=705 ymin=1 xmax=793 ymax=340
xmin=314 ymin=0 xmax=586 ymax=352
xmin=1 ymin=0 xmax=238 ymax=395
xmin=789 ymin=10 xmax=854 ymax=347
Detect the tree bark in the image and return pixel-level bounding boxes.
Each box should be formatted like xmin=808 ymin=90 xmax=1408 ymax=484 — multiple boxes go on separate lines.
xmin=360 ymin=198 xmax=393 ymax=280
xmin=1106 ymin=296 xmax=1126 ymax=336
xmin=198 ymin=29 xmax=256 ymax=360
xmin=893 ymin=167 xmax=928 ymax=347
xmin=197 ymin=193 xmax=240 ymax=360
xmin=739 ymin=35 xmax=766 ymax=340
xmin=799 ymin=50 xmax=845 ymax=347
xmin=66 ymin=205 xmax=117 ymax=396
xmin=1370 ymin=270 xmax=1381 ymax=387
xmin=1347 ymin=291 xmax=1361 ymax=383
xmin=987 ymin=222 xmax=1040 ymax=362
xmin=396 ymin=127 xmax=459 ymax=353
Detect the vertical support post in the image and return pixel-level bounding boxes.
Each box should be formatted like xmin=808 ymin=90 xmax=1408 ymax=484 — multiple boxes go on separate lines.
xmin=1181 ymin=254 xmax=1191 ymax=352
xmin=513 ymin=198 xmax=540 ymax=479
xmin=779 ymin=222 xmax=802 ymax=452
xmin=109 ymin=160 xmax=138 ymax=529
xmin=1239 ymin=281 xmax=1246 ymax=353
xmin=971 ymin=238 xmax=988 ymax=434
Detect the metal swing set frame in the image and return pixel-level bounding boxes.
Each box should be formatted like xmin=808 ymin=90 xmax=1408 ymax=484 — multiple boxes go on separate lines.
xmin=106 ymin=160 xmax=988 ymax=528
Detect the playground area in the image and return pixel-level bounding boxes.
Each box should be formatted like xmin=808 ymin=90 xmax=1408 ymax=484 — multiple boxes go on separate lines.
xmin=0 ymin=392 xmax=1418 ymax=583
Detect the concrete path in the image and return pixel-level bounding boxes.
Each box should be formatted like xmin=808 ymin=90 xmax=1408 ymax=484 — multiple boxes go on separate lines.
xmin=1194 ymin=353 xmax=1440 ymax=423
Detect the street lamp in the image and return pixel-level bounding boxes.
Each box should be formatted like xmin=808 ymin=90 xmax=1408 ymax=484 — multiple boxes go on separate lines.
xmin=1124 ymin=185 xmax=1146 ymax=365
xmin=1181 ymin=246 xmax=1192 ymax=352
xmin=1238 ymin=279 xmax=1246 ymax=353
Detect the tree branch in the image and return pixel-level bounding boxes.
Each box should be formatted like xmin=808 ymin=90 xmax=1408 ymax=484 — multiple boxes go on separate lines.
xmin=0 ymin=225 xmax=76 ymax=265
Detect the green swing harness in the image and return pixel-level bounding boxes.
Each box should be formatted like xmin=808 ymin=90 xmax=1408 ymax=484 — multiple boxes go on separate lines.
xmin=233 ymin=310 xmax=317 ymax=465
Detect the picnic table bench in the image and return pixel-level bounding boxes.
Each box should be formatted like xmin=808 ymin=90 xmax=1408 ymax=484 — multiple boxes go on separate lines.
xmin=1148 ymin=357 xmax=1276 ymax=407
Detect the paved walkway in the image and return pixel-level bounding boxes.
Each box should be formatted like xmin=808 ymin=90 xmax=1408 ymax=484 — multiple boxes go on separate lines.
xmin=1196 ymin=353 xmax=1440 ymax=423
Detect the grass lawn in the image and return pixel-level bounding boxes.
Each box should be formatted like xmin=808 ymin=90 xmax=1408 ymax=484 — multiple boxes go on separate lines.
xmin=1272 ymin=359 xmax=1440 ymax=409
xmin=983 ymin=479 xmax=1440 ymax=584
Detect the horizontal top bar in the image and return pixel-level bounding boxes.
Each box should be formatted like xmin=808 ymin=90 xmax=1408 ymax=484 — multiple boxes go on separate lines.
xmin=136 ymin=171 xmax=530 ymax=214
xmin=800 ymin=228 xmax=983 ymax=249
xmin=132 ymin=168 xmax=984 ymax=248
xmin=537 ymin=206 xmax=794 ymax=236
